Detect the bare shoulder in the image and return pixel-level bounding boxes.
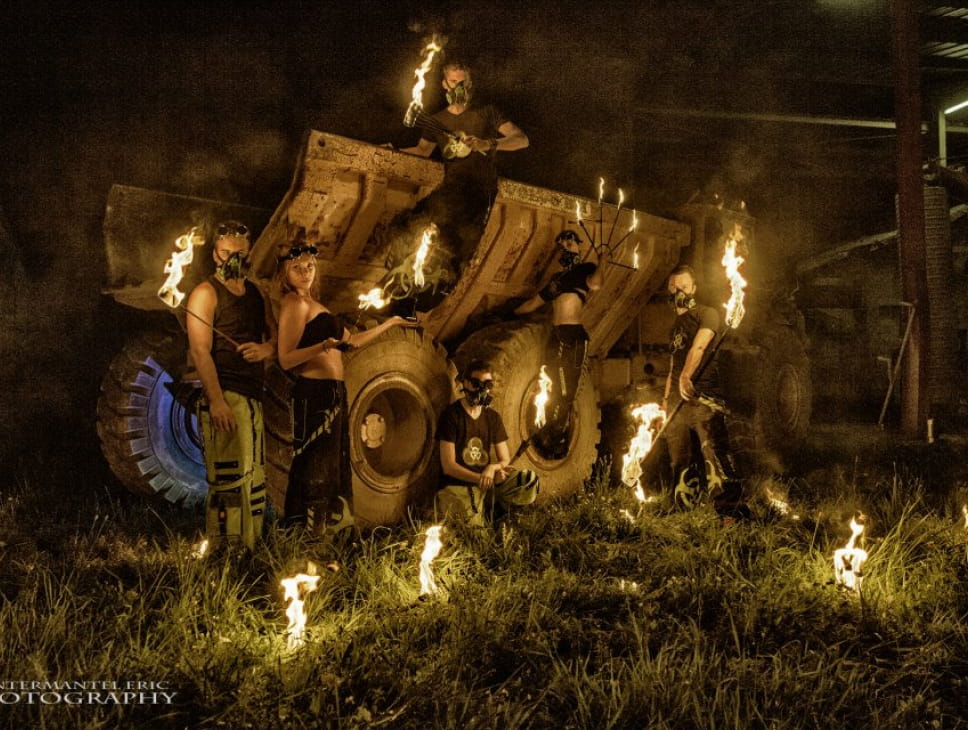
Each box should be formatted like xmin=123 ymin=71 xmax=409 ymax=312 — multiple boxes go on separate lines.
xmin=187 ymin=280 xmax=216 ymax=306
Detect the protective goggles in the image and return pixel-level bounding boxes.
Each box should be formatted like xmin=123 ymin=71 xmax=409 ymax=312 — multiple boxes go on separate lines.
xmin=216 ymin=221 xmax=249 ymax=238
xmin=466 ymin=377 xmax=494 ymax=391
xmin=277 ymin=244 xmax=319 ymax=262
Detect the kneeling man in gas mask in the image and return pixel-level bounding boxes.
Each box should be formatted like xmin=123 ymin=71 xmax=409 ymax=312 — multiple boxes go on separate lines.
xmin=434 ymin=359 xmax=539 ymax=526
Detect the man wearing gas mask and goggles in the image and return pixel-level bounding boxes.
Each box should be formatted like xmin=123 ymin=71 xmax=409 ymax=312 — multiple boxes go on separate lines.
xmin=186 ymin=221 xmax=277 ymax=551
xmin=434 ymin=360 xmax=539 ymax=527
xmin=383 ymin=62 xmax=529 ymax=313
xmin=663 ymin=265 xmax=747 ymax=521
xmin=514 ymin=230 xmax=607 ymax=458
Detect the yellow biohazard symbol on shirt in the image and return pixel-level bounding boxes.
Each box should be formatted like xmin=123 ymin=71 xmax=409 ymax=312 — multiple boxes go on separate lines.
xmin=463 ymin=437 xmax=490 ymax=467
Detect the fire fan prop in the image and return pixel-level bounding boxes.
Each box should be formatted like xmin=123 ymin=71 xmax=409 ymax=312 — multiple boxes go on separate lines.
xmin=280 ymin=572 xmax=321 ymax=650
xmin=419 ymin=525 xmax=444 ymax=597
xmin=833 ymin=514 xmax=869 ymax=592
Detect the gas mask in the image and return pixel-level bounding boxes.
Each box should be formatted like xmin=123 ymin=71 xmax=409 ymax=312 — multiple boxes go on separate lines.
xmin=672 ymin=287 xmax=696 ymax=311
xmin=463 ymin=376 xmax=494 ymax=407
xmin=215 ymin=250 xmax=250 ymax=282
xmin=558 ymin=249 xmax=580 ymax=269
xmin=445 ymin=81 xmax=471 ymax=106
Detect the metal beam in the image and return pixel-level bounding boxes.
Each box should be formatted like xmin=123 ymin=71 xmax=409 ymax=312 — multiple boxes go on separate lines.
xmin=638 ymin=107 xmax=968 ymax=133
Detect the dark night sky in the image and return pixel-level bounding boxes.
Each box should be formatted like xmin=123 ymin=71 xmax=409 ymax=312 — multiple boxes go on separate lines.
xmin=0 ymin=0 xmax=923 ymax=460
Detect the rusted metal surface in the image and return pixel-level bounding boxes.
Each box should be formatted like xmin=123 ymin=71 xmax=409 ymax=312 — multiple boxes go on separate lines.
xmin=247 ymin=131 xmax=690 ymax=357
xmin=103 ymin=185 xmax=270 ymax=311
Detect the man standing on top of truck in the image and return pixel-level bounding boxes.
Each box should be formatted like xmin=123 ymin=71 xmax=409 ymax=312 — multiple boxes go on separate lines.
xmin=663 ymin=264 xmax=748 ymax=521
xmin=514 ymin=230 xmax=608 ymax=458
xmin=385 ymin=61 xmax=529 ymax=311
xmin=187 ymin=221 xmax=277 ymax=550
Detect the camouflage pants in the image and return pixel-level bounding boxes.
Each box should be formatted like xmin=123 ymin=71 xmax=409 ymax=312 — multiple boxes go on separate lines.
xmin=434 ymin=469 xmax=539 ymax=528
xmin=197 ymin=391 xmax=266 ymax=550
xmin=663 ymin=400 xmax=744 ymax=515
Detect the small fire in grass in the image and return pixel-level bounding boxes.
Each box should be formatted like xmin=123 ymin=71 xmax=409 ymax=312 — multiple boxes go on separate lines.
xmin=413 ymin=224 xmax=437 ymax=288
xmin=191 ymin=538 xmax=208 ymax=560
xmin=722 ymin=224 xmax=747 ymax=329
xmin=158 ymin=227 xmax=204 ymax=308
xmin=833 ymin=513 xmax=869 ymax=592
xmin=621 ymin=403 xmax=666 ymax=489
xmin=419 ymin=525 xmax=444 ymax=597
xmin=358 ymin=286 xmax=388 ymax=311
xmin=280 ymin=572 xmax=321 ymax=650
xmin=532 ymin=365 xmax=553 ymax=428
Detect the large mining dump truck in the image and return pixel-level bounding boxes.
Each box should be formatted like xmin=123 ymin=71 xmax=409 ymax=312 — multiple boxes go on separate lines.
xmin=99 ymin=131 xmax=811 ymax=525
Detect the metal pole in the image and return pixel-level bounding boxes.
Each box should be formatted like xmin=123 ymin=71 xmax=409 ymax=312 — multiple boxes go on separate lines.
xmin=877 ymin=302 xmax=916 ymax=428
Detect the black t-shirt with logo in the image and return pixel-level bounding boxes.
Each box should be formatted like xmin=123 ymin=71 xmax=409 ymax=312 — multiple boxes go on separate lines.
xmin=669 ymin=304 xmax=721 ymax=402
xmin=420 ymin=105 xmax=508 ymax=189
xmin=436 ymin=400 xmax=509 ymax=485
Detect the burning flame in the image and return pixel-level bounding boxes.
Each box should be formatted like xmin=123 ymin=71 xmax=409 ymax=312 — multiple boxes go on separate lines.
xmin=632 ymin=242 xmax=639 ymax=270
xmin=722 ymin=224 xmax=747 ymax=329
xmin=533 ymin=365 xmax=553 ymax=428
xmin=629 ymin=210 xmax=638 ymax=234
xmin=191 ymin=538 xmax=208 ymax=560
xmin=833 ymin=514 xmax=869 ymax=592
xmin=280 ymin=573 xmax=321 ymax=650
xmin=419 ymin=525 xmax=444 ymax=597
xmin=413 ymin=224 xmax=437 ymax=288
xmin=962 ymin=503 xmax=967 ymax=531
xmin=404 ymin=38 xmax=443 ymax=126
xmin=158 ymin=227 xmax=204 ymax=308
xmin=598 ymin=177 xmax=605 ymax=205
xmin=575 ymin=200 xmax=582 ymax=222
xmin=621 ymin=404 xmax=666 ymax=488
xmin=617 ymin=188 xmax=625 ymax=209
xmin=358 ymin=287 xmax=388 ymax=311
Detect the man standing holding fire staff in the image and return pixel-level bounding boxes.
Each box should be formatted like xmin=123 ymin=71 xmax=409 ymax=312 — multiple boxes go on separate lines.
xmin=663 ymin=264 xmax=748 ymax=520
xmin=385 ymin=61 xmax=529 ymax=311
xmin=186 ymin=221 xmax=276 ymax=550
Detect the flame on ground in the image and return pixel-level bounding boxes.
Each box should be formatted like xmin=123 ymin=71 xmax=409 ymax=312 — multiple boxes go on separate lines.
xmin=280 ymin=573 xmax=321 ymax=650
xmin=158 ymin=227 xmax=204 ymax=308
xmin=722 ymin=224 xmax=747 ymax=329
xmin=621 ymin=403 xmax=666 ymax=488
xmin=419 ymin=525 xmax=444 ymax=597
xmin=191 ymin=538 xmax=208 ymax=560
xmin=404 ymin=37 xmax=443 ymax=126
xmin=358 ymin=286 xmax=388 ymax=311
xmin=533 ymin=365 xmax=553 ymax=428
xmin=833 ymin=514 xmax=869 ymax=592
xmin=413 ymin=224 xmax=437 ymax=288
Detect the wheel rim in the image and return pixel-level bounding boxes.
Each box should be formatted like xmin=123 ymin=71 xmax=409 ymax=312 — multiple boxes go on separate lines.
xmin=349 ymin=373 xmax=436 ymax=493
xmin=145 ymin=358 xmax=205 ymax=494
xmin=775 ymin=363 xmax=802 ymax=434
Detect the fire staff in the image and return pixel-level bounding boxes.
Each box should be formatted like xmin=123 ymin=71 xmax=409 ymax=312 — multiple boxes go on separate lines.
xmin=186 ymin=221 xmax=277 ymax=551
xmin=663 ymin=264 xmax=747 ymax=520
xmin=514 ymin=230 xmax=607 ymax=458
xmin=274 ymin=245 xmax=414 ymax=538
xmin=385 ymin=61 xmax=529 ymax=311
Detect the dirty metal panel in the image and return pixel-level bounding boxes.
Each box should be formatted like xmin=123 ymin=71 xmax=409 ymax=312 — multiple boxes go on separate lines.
xmin=103 ymin=185 xmax=271 ymax=311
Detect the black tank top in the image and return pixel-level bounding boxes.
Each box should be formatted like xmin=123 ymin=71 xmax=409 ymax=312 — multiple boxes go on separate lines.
xmin=298 ymin=312 xmax=343 ymax=349
xmin=210 ymin=277 xmax=266 ymax=401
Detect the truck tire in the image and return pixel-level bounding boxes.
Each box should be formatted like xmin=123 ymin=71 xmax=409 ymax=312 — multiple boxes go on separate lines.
xmin=727 ymin=325 xmax=811 ymax=474
xmin=264 ymin=325 xmax=454 ymax=526
xmin=454 ymin=321 xmax=601 ymax=501
xmin=97 ymin=329 xmax=206 ymax=505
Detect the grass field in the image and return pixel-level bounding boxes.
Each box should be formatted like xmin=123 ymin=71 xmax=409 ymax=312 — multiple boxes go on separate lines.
xmin=2 ymin=427 xmax=968 ymax=728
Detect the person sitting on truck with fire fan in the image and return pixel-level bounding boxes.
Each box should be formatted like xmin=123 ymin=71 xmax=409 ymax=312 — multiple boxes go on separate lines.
xmin=274 ymin=244 xmax=415 ymax=540
xmin=435 ymin=359 xmax=539 ymax=527
xmin=186 ymin=221 xmax=277 ymax=551
xmin=383 ymin=61 xmax=529 ymax=313
xmin=513 ymin=230 xmax=608 ymax=458
xmin=663 ymin=264 xmax=748 ymax=521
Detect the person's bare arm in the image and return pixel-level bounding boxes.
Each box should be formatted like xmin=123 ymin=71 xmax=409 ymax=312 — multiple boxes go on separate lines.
xmin=399 ymin=137 xmax=437 ymax=157
xmin=467 ymin=120 xmax=530 ymax=155
xmin=276 ymin=295 xmax=334 ymax=371
xmin=587 ymin=248 xmax=608 ymax=291
xmin=514 ymin=294 xmax=547 ymax=316
xmin=346 ymin=316 xmax=416 ymax=349
xmin=187 ymin=282 xmax=235 ymax=432
xmin=679 ymin=328 xmax=716 ymax=401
